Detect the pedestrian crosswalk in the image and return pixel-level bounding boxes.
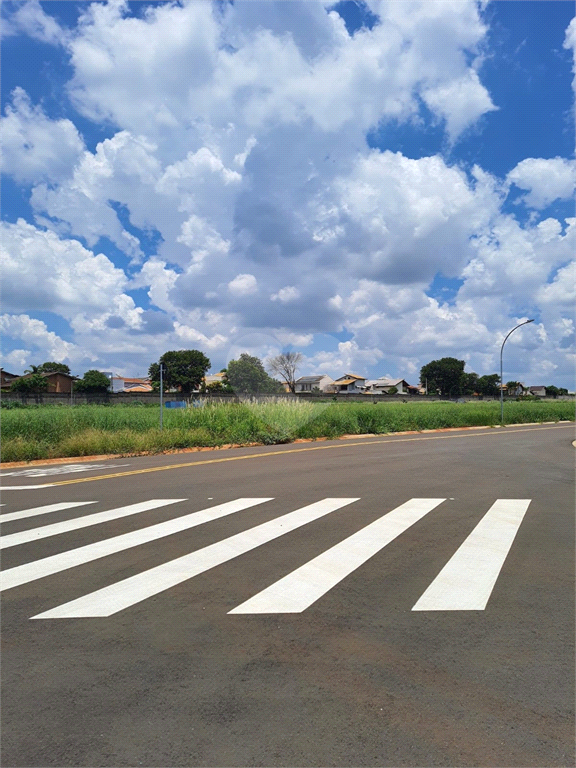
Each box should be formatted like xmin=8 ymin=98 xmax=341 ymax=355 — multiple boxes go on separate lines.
xmin=0 ymin=496 xmax=531 ymax=620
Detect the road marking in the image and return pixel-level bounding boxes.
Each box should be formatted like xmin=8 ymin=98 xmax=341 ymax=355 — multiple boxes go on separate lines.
xmin=0 ymin=464 xmax=130 ymax=478
xmin=412 ymin=499 xmax=531 ymax=611
xmin=2 ymin=423 xmax=566 ymax=489
xmin=32 ymin=498 xmax=359 ymax=618
xmin=0 ymin=499 xmax=186 ymax=550
xmin=1 ymin=485 xmax=53 ymax=490
xmin=229 ymin=498 xmax=446 ymax=614
xmin=1 ymin=499 xmax=272 ymax=592
xmin=0 ymin=502 xmax=97 ymax=525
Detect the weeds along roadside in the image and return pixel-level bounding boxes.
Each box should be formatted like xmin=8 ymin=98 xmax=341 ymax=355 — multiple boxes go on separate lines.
xmin=1 ymin=400 xmax=574 ymax=463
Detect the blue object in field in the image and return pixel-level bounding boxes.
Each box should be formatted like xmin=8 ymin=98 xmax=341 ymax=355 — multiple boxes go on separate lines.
xmin=165 ymin=400 xmax=186 ymax=409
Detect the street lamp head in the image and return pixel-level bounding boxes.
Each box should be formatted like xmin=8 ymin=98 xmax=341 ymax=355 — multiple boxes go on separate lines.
xmin=526 ymin=319 xmax=535 ymax=323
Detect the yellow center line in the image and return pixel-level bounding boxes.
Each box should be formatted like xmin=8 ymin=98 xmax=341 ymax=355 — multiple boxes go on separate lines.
xmin=25 ymin=423 xmax=571 ymax=487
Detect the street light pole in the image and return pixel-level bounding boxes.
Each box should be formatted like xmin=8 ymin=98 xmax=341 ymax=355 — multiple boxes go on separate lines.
xmin=500 ymin=319 xmax=534 ymax=424
xmin=159 ymin=362 xmax=164 ymax=431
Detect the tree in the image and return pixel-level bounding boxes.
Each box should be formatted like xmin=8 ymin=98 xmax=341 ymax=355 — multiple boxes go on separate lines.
xmin=267 ymin=351 xmax=303 ymax=394
xmin=558 ymin=388 xmax=568 ymax=396
xmin=227 ymin=353 xmax=285 ymax=394
xmin=460 ymin=372 xmax=479 ymax=395
xmin=387 ymin=386 xmax=398 ymax=395
xmin=10 ymin=374 xmax=49 ymax=394
xmin=476 ymin=374 xmax=500 ymax=397
xmin=148 ymin=350 xmax=211 ymax=396
xmin=75 ymin=370 xmax=111 ymax=393
xmin=37 ymin=361 xmax=71 ymax=375
xmin=546 ymin=385 xmax=559 ymax=399
xmin=420 ymin=358 xmax=466 ymax=397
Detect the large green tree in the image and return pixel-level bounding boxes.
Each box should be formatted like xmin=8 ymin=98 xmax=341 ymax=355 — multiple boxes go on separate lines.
xmin=37 ymin=361 xmax=71 ymax=375
xmin=227 ymin=354 xmax=285 ymax=394
xmin=75 ymin=370 xmax=111 ymax=393
xmin=420 ymin=357 xmax=466 ymax=396
xmin=149 ymin=350 xmax=211 ymax=396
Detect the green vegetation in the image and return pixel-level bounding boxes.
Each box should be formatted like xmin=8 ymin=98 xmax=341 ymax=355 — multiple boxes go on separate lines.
xmin=1 ymin=399 xmax=573 ymax=463
xmin=74 ymin=369 xmax=111 ymax=393
xmin=149 ymin=350 xmax=211 ymax=395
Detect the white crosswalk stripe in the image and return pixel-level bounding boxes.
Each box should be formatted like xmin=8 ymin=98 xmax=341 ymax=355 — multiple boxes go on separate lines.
xmin=412 ymin=499 xmax=531 ymax=611
xmin=0 ymin=496 xmax=532 ymax=619
xmin=0 ymin=502 xmax=97 ymax=525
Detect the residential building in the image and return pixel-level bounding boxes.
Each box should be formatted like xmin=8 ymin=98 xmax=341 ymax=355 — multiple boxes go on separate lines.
xmin=294 ymin=374 xmax=334 ymax=393
xmin=0 ymin=369 xmax=19 ymax=390
xmin=362 ymin=377 xmax=417 ymax=395
xmin=528 ymin=386 xmax=547 ymax=397
xmin=6 ymin=371 xmax=77 ymax=393
xmin=110 ymin=376 xmax=152 ymax=393
xmin=204 ymin=372 xmax=227 ymax=387
xmin=332 ymin=374 xmax=366 ymax=394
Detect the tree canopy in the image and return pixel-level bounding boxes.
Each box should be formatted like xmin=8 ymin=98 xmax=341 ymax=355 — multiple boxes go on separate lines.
xmin=226 ymin=353 xmax=285 ymax=394
xmin=420 ymin=357 xmax=466 ymax=396
xmin=267 ymin=351 xmax=303 ymax=393
xmin=36 ymin=361 xmax=71 ymax=375
xmin=74 ymin=370 xmax=111 ymax=393
xmin=10 ymin=374 xmax=49 ymax=393
xmin=148 ymin=350 xmax=211 ymax=396
xmin=476 ymin=374 xmax=500 ymax=397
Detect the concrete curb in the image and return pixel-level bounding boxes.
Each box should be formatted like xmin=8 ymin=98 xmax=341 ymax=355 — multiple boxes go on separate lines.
xmin=1 ymin=420 xmax=573 ymax=469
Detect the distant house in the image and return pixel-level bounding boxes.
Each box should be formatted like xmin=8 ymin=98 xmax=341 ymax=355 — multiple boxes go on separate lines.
xmin=332 ymin=374 xmax=366 ymax=394
xmin=203 ymin=372 xmax=227 ymax=387
xmin=294 ymin=374 xmax=334 ymax=393
xmin=528 ymin=386 xmax=547 ymax=398
xmin=110 ymin=376 xmax=152 ymax=393
xmin=0 ymin=369 xmax=19 ymax=390
xmin=7 ymin=371 xmax=77 ymax=393
xmin=362 ymin=377 xmax=417 ymax=395
xmin=504 ymin=383 xmax=528 ymax=397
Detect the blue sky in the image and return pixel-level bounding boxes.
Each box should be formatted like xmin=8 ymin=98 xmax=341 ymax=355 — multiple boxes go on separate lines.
xmin=1 ymin=1 xmax=575 ymax=387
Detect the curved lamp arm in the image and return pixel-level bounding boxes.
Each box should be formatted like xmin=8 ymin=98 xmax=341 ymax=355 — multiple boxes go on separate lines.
xmin=500 ymin=319 xmax=535 ymax=423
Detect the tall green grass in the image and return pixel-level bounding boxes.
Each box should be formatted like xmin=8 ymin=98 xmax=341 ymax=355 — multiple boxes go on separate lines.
xmin=1 ymin=399 xmax=573 ymax=462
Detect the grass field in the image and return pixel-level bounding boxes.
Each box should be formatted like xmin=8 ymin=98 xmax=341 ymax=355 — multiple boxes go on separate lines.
xmin=1 ymin=399 xmax=574 ymax=462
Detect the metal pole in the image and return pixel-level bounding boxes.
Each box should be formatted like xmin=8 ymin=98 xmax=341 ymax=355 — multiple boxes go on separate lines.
xmin=159 ymin=362 xmax=163 ymax=430
xmin=500 ymin=319 xmax=535 ymax=425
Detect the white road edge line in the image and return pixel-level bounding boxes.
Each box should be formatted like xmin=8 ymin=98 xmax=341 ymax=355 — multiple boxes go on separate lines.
xmin=229 ymin=498 xmax=446 ymax=614
xmin=31 ymin=498 xmax=359 ymax=618
xmin=0 ymin=485 xmax=54 ymax=490
xmin=1 ymin=499 xmax=272 ymax=592
xmin=0 ymin=502 xmax=97 ymax=525
xmin=0 ymin=499 xmax=186 ymax=550
xmin=412 ymin=499 xmax=531 ymax=611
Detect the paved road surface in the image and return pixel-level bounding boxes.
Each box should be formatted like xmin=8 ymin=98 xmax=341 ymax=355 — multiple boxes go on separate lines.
xmin=1 ymin=423 xmax=574 ymax=766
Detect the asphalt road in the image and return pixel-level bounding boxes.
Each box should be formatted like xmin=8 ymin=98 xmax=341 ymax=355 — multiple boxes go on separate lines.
xmin=1 ymin=423 xmax=574 ymax=767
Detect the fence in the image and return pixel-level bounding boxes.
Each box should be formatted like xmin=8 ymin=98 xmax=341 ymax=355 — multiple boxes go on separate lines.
xmin=1 ymin=390 xmax=571 ymax=406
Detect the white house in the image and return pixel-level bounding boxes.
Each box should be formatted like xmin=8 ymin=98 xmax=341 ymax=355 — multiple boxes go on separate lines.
xmin=362 ymin=377 xmax=416 ymax=395
xmin=294 ymin=374 xmax=334 ymax=393
xmin=332 ymin=374 xmax=366 ymax=393
xmin=110 ymin=376 xmax=152 ymax=393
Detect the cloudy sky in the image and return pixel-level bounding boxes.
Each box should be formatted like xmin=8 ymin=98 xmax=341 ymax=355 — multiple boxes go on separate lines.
xmin=1 ymin=0 xmax=575 ymax=387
